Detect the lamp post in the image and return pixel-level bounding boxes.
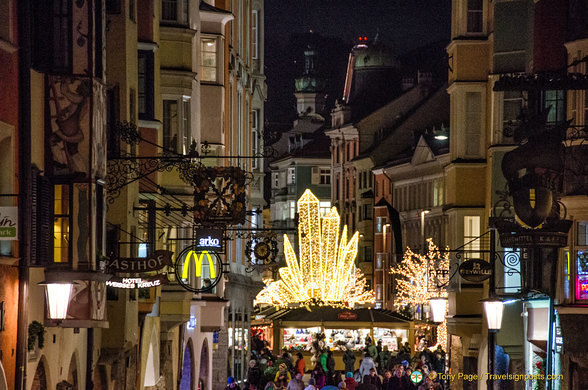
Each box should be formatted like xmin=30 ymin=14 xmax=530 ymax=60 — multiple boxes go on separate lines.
xmin=39 ymin=281 xmax=74 ymax=321
xmin=429 ymin=297 xmax=447 ymax=323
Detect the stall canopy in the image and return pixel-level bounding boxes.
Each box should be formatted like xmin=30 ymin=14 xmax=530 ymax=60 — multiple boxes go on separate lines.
xmin=260 ymin=306 xmax=410 ymax=323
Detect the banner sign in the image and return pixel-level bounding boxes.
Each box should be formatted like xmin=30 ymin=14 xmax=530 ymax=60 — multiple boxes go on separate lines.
xmin=338 ymin=311 xmax=358 ymax=320
xmin=459 ymin=258 xmax=492 ymax=282
xmin=104 ymin=250 xmax=173 ymax=273
xmin=195 ymin=228 xmax=224 ymax=252
xmin=0 ymin=207 xmax=18 ymax=240
xmin=105 ymin=274 xmax=169 ymax=289
xmin=174 ymin=245 xmax=224 ymax=293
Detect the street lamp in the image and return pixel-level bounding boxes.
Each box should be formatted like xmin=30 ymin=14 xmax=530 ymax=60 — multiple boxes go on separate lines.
xmin=482 ymin=298 xmax=504 ymax=332
xmin=39 ymin=281 xmax=74 ymax=321
xmin=428 ymin=297 xmax=447 ymax=323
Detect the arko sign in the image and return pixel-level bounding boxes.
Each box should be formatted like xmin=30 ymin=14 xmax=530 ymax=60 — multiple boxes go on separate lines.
xmin=195 ymin=228 xmax=224 ymax=252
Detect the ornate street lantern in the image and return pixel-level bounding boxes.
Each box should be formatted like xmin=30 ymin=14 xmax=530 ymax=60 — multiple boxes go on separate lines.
xmin=482 ymin=298 xmax=504 ymax=332
xmin=39 ymin=281 xmax=74 ymax=321
xmin=428 ymin=297 xmax=447 ymax=323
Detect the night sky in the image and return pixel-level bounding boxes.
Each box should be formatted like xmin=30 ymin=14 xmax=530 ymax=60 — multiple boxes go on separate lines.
xmin=264 ymin=0 xmax=452 ymax=123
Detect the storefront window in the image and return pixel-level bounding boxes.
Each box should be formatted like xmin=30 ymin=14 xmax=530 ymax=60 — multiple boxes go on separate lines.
xmin=373 ymin=328 xmax=409 ymax=352
xmin=576 ymin=251 xmax=588 ymax=300
xmin=283 ymin=327 xmax=320 ymax=350
xmin=324 ymin=328 xmax=371 ymax=351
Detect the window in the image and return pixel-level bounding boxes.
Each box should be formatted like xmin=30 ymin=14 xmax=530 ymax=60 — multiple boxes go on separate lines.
xmin=289 ymin=201 xmax=296 ymax=220
xmin=364 ymin=246 xmax=373 ymax=262
xmin=584 ymin=90 xmax=588 ymax=125
xmin=503 ymin=91 xmax=523 ymax=127
xmin=465 ymin=92 xmax=482 ymax=156
xmin=577 ymin=222 xmax=588 ymax=301
xmin=320 ymin=168 xmax=331 ymax=185
xmin=129 ymin=0 xmax=135 ymax=21
xmin=163 ymin=98 xmax=190 ymax=154
xmin=32 ymin=0 xmax=72 ymax=73
xmin=464 ymin=216 xmax=480 ymax=252
xmin=138 ymin=51 xmax=155 ymax=119
xmin=320 ymin=201 xmax=331 ymax=216
xmin=376 ymin=217 xmax=387 ymax=234
xmin=252 ymin=110 xmax=259 ymax=169
xmin=543 ymin=90 xmax=565 ymax=124
xmin=362 ymin=204 xmax=372 ymax=220
xmin=287 ymin=167 xmax=295 ymax=185
xmin=201 ymin=37 xmax=218 ymax=82
xmin=273 ymin=172 xmax=279 ymax=188
xmin=161 ymin=0 xmax=188 ymax=25
xmin=251 ymin=10 xmax=259 ymax=59
xmin=467 ymin=0 xmax=483 ymax=33
xmin=54 ymin=184 xmax=71 ymax=263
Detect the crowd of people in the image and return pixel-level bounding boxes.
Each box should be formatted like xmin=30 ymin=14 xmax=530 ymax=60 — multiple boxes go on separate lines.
xmin=226 ymin=342 xmax=447 ymax=390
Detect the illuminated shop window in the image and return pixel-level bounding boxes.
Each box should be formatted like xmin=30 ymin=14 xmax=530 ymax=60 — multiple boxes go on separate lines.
xmin=53 ymin=184 xmax=70 ymax=263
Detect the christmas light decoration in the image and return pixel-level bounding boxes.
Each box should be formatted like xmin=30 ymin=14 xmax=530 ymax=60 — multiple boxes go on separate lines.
xmin=254 ymin=189 xmax=375 ymax=308
xmin=390 ymin=239 xmax=449 ymax=308
xmin=390 ymin=239 xmax=449 ymax=350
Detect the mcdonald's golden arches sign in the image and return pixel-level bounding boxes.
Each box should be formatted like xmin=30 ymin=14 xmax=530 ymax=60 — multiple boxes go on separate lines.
xmin=174 ymin=246 xmax=224 ymax=293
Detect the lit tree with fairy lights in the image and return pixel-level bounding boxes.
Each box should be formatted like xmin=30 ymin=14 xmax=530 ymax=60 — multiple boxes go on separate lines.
xmin=390 ymin=238 xmax=449 ymax=349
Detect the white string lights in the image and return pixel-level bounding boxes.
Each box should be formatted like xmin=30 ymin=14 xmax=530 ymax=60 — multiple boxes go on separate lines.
xmin=254 ymin=189 xmax=375 ymax=308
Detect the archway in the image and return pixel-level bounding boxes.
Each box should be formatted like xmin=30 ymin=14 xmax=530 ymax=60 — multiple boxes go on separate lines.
xmin=67 ymin=353 xmax=79 ymax=390
xmin=179 ymin=339 xmax=194 ymax=390
xmin=0 ymin=360 xmax=7 ymax=390
xmin=144 ymin=325 xmax=159 ymax=387
xmin=199 ymin=339 xmax=209 ymax=390
xmin=31 ymin=357 xmax=49 ymax=390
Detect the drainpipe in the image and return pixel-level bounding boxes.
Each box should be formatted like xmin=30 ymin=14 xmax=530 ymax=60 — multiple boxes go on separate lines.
xmin=16 ymin=0 xmax=32 ymax=388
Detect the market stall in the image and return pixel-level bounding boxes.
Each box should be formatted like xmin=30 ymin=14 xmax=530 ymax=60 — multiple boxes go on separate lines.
xmin=252 ymin=306 xmax=414 ymax=372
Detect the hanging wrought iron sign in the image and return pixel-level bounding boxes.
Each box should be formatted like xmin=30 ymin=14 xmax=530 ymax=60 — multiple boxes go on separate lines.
xmin=458 ymin=258 xmax=492 ymax=282
xmin=104 ymin=250 xmax=174 ymax=273
xmin=195 ymin=228 xmax=225 ymax=252
xmin=106 ymin=274 xmax=169 ymax=289
xmin=174 ymin=246 xmax=224 ymax=293
xmin=245 ymin=236 xmax=278 ymax=265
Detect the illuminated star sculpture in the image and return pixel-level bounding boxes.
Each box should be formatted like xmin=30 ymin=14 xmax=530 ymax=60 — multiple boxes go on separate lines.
xmin=254 ymin=189 xmax=375 ymax=308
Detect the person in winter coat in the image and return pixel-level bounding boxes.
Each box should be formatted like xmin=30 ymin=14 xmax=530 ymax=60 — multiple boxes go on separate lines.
xmin=378 ymin=346 xmax=391 ymax=374
xmin=275 ymin=363 xmax=292 ymax=390
xmin=363 ymin=368 xmax=381 ymax=390
xmin=326 ymin=351 xmax=336 ymax=384
xmin=226 ymin=377 xmax=241 ymax=390
xmin=295 ymin=353 xmax=306 ymax=376
xmin=380 ymin=370 xmax=394 ymax=390
xmin=305 ymin=378 xmax=317 ymax=390
xmin=343 ymin=347 xmax=356 ymax=374
xmin=358 ymin=354 xmax=376 ymax=382
xmin=247 ymin=360 xmax=262 ymax=389
xmin=311 ymin=365 xmax=326 ymax=389
xmin=319 ymin=350 xmax=329 ymax=373
xmin=344 ymin=372 xmax=358 ymax=390
xmin=366 ymin=343 xmax=378 ymax=361
xmin=286 ymin=373 xmax=305 ymax=390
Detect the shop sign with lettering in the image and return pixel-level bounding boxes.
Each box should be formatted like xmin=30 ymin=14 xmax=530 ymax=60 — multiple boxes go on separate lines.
xmin=174 ymin=245 xmax=224 ymax=293
xmin=0 ymin=207 xmax=17 ymax=240
xmin=458 ymin=258 xmax=492 ymax=282
xmin=195 ymin=228 xmax=224 ymax=252
xmin=337 ymin=311 xmax=358 ymax=320
xmin=105 ymin=274 xmax=169 ymax=289
xmin=104 ymin=250 xmax=173 ymax=273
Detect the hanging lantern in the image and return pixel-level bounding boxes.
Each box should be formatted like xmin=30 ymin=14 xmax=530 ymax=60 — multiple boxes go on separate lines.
xmin=482 ymin=298 xmax=504 ymax=332
xmin=428 ymin=297 xmax=447 ymax=323
xmin=39 ymin=281 xmax=74 ymax=321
